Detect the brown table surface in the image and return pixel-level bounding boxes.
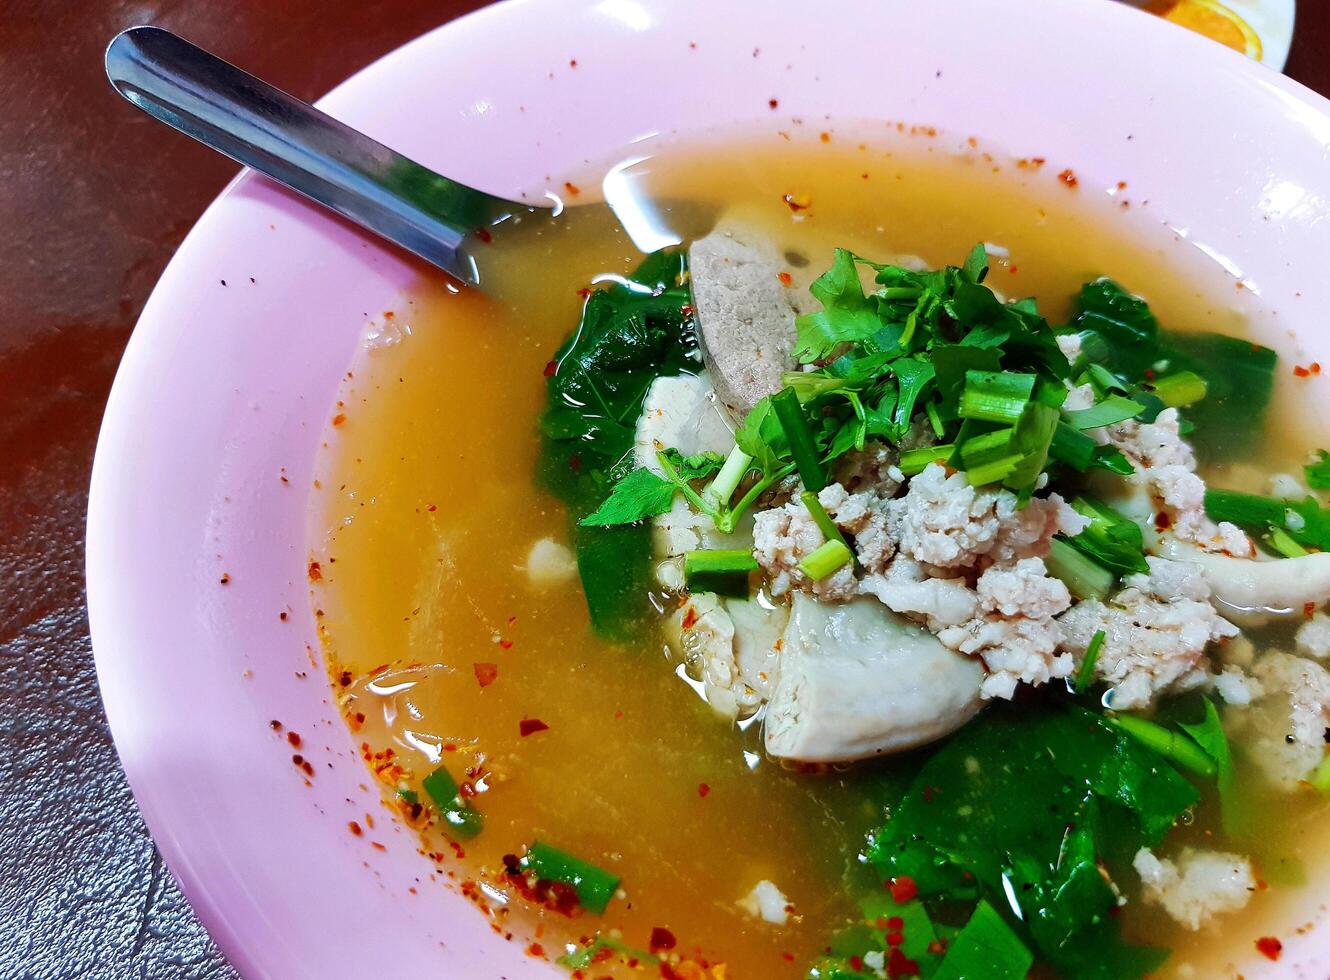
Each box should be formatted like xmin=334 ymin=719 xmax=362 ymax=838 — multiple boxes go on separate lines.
xmin=0 ymin=3 xmax=1326 ymax=977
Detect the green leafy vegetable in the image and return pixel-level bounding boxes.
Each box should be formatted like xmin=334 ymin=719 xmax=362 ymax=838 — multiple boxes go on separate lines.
xmin=1306 ymin=450 xmax=1330 ymax=490
xmin=933 ymin=901 xmax=1033 ymax=980
xmin=538 ymin=250 xmax=696 ymax=636
xmin=866 ymin=705 xmax=1192 ymax=978
xmin=1204 ymin=488 xmax=1330 ymax=552
xmin=520 ymin=841 xmax=620 ymax=914
xmin=1065 ymin=496 xmax=1150 ymax=575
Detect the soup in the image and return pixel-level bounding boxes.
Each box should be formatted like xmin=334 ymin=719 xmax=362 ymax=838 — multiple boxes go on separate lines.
xmin=309 ymin=128 xmax=1330 ymax=978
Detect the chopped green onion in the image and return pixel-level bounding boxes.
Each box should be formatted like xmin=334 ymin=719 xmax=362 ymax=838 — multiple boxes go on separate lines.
xmin=1266 ymin=526 xmax=1309 ymax=558
xmin=1002 ymin=402 xmax=1059 ymax=491
xmin=1090 ymin=444 xmax=1135 ymax=476
xmin=1048 ymin=538 xmax=1115 ymax=601
xmin=801 ymin=491 xmax=849 ymax=549
xmin=1074 ymin=629 xmax=1106 ymax=693
xmin=1107 ymin=714 xmax=1216 ymax=778
xmin=958 ymin=370 xmax=1036 ymax=424
xmin=422 ymin=765 xmax=484 ymax=839
xmin=398 ymin=788 xmax=419 ymax=804
xmin=1063 ymin=394 xmax=1146 ymax=430
xmin=706 ymin=444 xmax=753 ymax=508
xmin=683 ymin=549 xmax=758 ymax=597
xmin=1149 ymin=370 xmax=1208 ymax=407
xmin=559 ymin=936 xmax=658 ymax=970
xmin=799 ymin=539 xmax=854 ymax=580
xmin=1082 ymin=362 xmax=1126 ymax=395
xmin=771 ymin=387 xmax=827 ymax=492
xmin=1204 ymin=488 xmax=1289 ymax=527
xmin=521 ymin=841 xmax=621 ymax=914
xmin=964 ymin=455 xmax=1022 ymax=487
xmin=1033 ymin=377 xmax=1069 ymax=410
xmin=1048 ymin=420 xmax=1097 ymax=471
xmin=900 ymin=444 xmax=955 ymax=476
xmin=924 ymin=398 xmax=946 ymax=439
xmin=960 ymin=427 xmax=1016 ymax=469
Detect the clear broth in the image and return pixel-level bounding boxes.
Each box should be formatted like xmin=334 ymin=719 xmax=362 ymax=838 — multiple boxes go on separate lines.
xmin=310 ymin=129 xmax=1329 ymax=977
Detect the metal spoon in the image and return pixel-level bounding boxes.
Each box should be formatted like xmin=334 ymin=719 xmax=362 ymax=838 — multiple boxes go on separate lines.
xmin=105 ymin=26 xmax=541 ymax=286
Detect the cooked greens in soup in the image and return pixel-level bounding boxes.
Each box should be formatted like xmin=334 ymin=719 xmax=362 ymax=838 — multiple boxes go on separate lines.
xmin=310 ymin=130 xmax=1330 ymax=978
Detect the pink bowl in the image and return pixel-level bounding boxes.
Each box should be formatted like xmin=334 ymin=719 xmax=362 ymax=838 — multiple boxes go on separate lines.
xmin=87 ymin=1 xmax=1330 ymax=976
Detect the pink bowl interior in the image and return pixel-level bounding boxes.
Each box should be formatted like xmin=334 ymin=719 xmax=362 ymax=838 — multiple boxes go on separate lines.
xmin=87 ymin=0 xmax=1330 ymax=977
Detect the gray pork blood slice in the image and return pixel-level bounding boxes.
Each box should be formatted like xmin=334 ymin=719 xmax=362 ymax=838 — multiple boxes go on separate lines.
xmin=765 ymin=593 xmax=985 ymax=763
xmin=688 ymin=225 xmax=809 ymax=419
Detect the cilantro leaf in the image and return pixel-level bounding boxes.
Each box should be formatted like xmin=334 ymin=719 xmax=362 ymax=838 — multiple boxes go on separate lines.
xmin=794 ymin=249 xmax=884 ymax=362
xmin=658 ymin=448 xmax=725 ymax=481
xmin=578 ymin=468 xmax=677 ymax=527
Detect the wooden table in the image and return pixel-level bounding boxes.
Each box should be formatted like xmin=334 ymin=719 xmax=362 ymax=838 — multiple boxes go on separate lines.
xmin=0 ymin=3 xmax=1324 ymax=976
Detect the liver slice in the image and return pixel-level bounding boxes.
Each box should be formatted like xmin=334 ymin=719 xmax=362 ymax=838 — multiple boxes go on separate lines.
xmin=688 ymin=222 xmax=809 ymax=419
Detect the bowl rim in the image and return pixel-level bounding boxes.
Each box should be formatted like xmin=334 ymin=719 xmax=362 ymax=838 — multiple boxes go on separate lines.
xmin=87 ymin=1 xmax=1330 ymax=977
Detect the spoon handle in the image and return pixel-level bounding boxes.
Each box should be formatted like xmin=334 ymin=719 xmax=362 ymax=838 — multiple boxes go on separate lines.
xmin=105 ymin=26 xmax=520 ymax=284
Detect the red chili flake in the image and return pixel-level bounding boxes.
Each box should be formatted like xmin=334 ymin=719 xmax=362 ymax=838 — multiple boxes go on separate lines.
xmin=474 ymin=662 xmax=499 ymax=688
xmin=887 ymin=946 xmax=921 ymax=977
xmin=498 ymin=638 xmax=514 ymax=650
xmin=519 ymin=718 xmax=550 ymax=737
xmin=568 ymin=454 xmax=582 ymax=473
xmin=286 ymin=731 xmax=302 ymax=748
xmin=527 ymin=942 xmax=546 ymax=958
xmin=1255 ymin=936 xmax=1283 ymax=961
xmin=443 ymin=743 xmax=457 ymax=752
xmin=564 ymin=181 xmax=581 ymax=196
xmin=921 ymin=785 xmax=939 ymax=803
xmin=649 ymin=927 xmax=677 ymax=952
xmin=926 ymin=940 xmax=946 ymax=956
xmin=543 ymin=360 xmax=558 ymax=377
xmin=681 ymin=607 xmax=699 ymax=630
xmin=219 ymin=573 xmax=231 ymax=585
xmin=1031 ymin=157 xmax=1045 ymax=168
xmin=819 ymin=131 xmax=831 ymax=143
xmin=777 ymin=271 xmax=793 ymax=287
xmin=886 ymin=931 xmax=904 ymax=947
xmin=348 ymin=821 xmax=362 ymax=836
xmin=279 ymin=611 xmax=288 ymax=621
xmin=886 ymin=916 xmax=904 ymax=931
xmin=1305 ymin=602 xmax=1317 ymax=618
xmin=768 ymin=98 xmax=779 ymax=109
xmin=697 ymin=783 xmax=710 ymax=798
xmin=889 ymin=876 xmax=918 ymax=904
xmin=1294 ymin=364 xmax=1312 ymax=377
xmin=1155 ymin=511 xmax=1172 ymax=531
xmin=269 ymin=720 xmax=282 ymax=731
xmin=474 ymin=227 xmax=493 ymax=243
xmin=337 ymin=669 xmax=352 ymax=687
xmin=308 ymin=561 xmax=323 ymax=581
xmin=569 ymin=58 xmax=577 ymax=67
xmin=848 ymin=955 xmax=865 ymax=972
xmin=1057 ymin=168 xmax=1079 ymax=188
xmin=1313 ymin=362 xmax=1324 ymax=375
xmin=783 ymin=193 xmax=811 ymax=212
